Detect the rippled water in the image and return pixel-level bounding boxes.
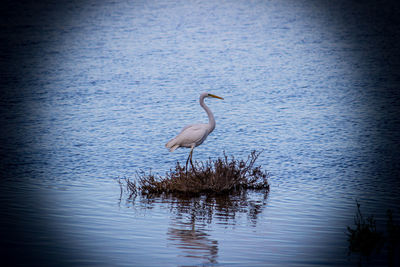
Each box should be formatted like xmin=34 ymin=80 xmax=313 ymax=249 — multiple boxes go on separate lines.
xmin=1 ymin=0 xmax=400 ymax=266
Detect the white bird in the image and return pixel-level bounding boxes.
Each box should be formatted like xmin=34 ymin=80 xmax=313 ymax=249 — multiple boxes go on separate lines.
xmin=165 ymin=92 xmax=224 ymax=170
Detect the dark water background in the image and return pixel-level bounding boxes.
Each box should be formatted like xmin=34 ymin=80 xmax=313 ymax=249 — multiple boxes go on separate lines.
xmin=1 ymin=0 xmax=400 ymax=266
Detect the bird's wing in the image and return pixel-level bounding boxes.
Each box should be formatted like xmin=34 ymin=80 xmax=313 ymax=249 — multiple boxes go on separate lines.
xmin=166 ymin=124 xmax=194 ymax=148
xmin=178 ymin=124 xmax=193 ymax=135
xmin=168 ymin=124 xmax=209 ymax=148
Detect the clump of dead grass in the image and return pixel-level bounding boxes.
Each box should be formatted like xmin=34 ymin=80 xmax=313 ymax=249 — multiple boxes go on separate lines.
xmin=127 ymin=150 xmax=269 ymax=196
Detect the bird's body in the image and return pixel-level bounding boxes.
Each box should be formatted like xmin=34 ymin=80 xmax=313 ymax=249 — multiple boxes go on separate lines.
xmin=166 ymin=123 xmax=209 ymax=152
xmin=165 ymin=92 xmax=223 ymax=170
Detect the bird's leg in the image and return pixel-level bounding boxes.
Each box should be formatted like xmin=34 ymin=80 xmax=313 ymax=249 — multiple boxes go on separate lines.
xmin=184 ymin=146 xmax=198 ymax=176
xmin=185 ymin=152 xmax=191 ymax=174
xmin=189 ymin=146 xmax=198 ymax=175
xmin=185 ymin=145 xmax=194 ymax=175
xmin=189 ymin=148 xmax=194 ymax=170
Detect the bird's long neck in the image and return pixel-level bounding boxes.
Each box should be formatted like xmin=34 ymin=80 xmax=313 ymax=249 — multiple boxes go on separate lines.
xmin=200 ymin=95 xmax=215 ymax=132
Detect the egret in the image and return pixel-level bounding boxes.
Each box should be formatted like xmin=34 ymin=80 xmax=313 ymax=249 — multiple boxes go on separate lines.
xmin=165 ymin=92 xmax=224 ymax=171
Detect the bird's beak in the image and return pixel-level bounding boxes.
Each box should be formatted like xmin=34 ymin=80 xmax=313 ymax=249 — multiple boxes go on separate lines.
xmin=208 ymin=94 xmax=224 ymax=100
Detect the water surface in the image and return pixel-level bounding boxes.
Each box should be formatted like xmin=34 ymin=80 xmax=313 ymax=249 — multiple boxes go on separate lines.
xmin=1 ymin=0 xmax=399 ymax=266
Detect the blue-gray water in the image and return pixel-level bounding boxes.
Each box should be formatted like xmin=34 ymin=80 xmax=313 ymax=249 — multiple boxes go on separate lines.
xmin=1 ymin=0 xmax=400 ymax=266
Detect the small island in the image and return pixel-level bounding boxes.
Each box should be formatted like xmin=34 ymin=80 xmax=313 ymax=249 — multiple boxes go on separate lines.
xmin=122 ymin=151 xmax=270 ymax=197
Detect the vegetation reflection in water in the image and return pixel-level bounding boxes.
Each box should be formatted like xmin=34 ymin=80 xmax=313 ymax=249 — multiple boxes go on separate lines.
xmin=118 ymin=151 xmax=270 ymax=264
xmin=121 ymin=190 xmax=269 ymax=264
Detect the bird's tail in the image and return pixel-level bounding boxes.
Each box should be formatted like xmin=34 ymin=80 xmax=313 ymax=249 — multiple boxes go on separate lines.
xmin=165 ymin=138 xmax=179 ymax=152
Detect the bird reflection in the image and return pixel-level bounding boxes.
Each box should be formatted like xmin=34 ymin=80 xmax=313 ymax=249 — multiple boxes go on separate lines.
xmin=130 ymin=190 xmax=269 ymax=265
xmin=168 ymin=217 xmax=218 ymax=264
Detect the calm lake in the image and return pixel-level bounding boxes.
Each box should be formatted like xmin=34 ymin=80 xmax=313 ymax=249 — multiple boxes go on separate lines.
xmin=1 ymin=0 xmax=399 ymax=266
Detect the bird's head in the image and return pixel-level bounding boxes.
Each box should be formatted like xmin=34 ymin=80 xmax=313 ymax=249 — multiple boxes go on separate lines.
xmin=203 ymin=93 xmax=224 ymax=100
